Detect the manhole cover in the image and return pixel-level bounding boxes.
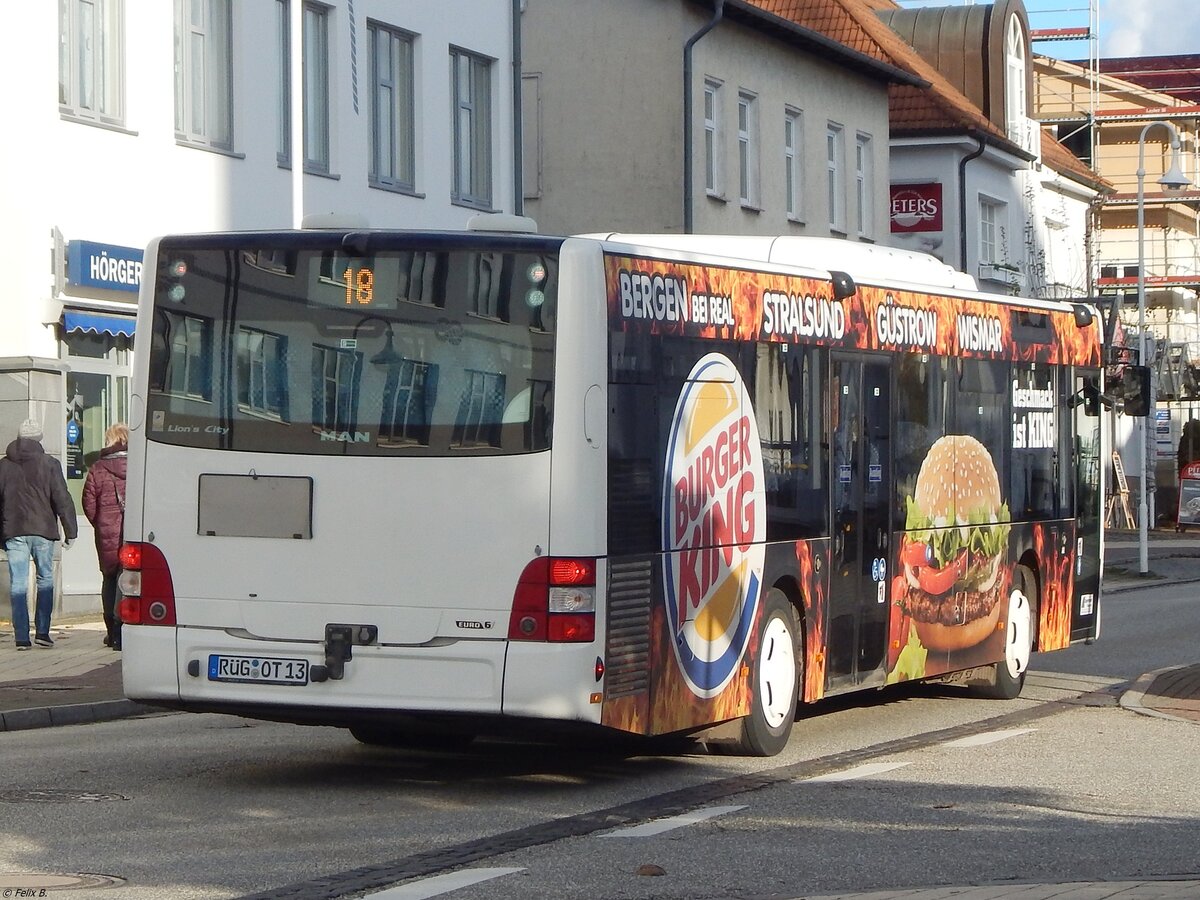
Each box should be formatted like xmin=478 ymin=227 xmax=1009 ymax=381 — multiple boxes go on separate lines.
xmin=0 ymin=789 xmax=128 ymax=803
xmin=0 ymin=873 xmax=125 ymax=890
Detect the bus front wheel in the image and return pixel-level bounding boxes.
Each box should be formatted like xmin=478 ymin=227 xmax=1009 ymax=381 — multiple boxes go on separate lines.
xmin=728 ymin=589 xmax=801 ymax=757
xmin=976 ymin=564 xmax=1036 ymax=700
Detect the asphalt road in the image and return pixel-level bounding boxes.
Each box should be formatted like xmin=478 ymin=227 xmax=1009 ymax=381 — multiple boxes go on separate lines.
xmin=0 ymin=576 xmax=1195 ymax=900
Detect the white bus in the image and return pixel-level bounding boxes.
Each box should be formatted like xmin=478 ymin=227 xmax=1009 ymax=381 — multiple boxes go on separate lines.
xmin=120 ymin=219 xmax=1104 ymax=756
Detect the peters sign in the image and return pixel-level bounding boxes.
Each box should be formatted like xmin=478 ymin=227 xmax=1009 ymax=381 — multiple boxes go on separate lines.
xmin=890 ymin=183 xmax=943 ymax=234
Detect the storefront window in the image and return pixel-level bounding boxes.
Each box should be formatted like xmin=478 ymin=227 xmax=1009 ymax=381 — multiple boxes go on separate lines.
xmin=61 ymin=329 xmax=134 ymax=510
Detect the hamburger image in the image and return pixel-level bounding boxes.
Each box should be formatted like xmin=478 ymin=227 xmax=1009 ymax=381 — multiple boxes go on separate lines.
xmin=899 ymin=434 xmax=1011 ymax=652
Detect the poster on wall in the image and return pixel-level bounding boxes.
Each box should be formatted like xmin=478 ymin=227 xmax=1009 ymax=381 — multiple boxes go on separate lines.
xmin=1155 ymin=409 xmax=1174 ymax=458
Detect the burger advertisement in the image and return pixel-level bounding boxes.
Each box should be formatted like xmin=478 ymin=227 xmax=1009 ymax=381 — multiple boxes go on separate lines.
xmin=889 ymin=434 xmax=1011 ymax=680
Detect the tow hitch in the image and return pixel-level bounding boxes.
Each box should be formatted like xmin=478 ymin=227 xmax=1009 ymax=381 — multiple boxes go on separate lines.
xmin=310 ymin=624 xmax=378 ymax=682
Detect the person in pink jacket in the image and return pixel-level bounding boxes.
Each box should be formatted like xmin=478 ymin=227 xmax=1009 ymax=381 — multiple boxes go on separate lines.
xmin=83 ymin=423 xmax=128 ymax=650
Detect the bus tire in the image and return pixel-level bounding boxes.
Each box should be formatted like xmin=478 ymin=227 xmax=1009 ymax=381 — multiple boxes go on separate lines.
xmin=977 ymin=564 xmax=1036 ymax=700
xmin=729 ymin=589 xmax=801 ymax=757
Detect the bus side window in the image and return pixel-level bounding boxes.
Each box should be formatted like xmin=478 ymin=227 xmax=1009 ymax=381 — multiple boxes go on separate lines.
xmin=756 ymin=343 xmax=827 ymax=541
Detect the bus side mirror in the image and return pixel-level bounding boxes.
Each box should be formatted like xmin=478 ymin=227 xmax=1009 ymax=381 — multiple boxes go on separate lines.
xmin=1119 ymin=366 xmax=1152 ymax=417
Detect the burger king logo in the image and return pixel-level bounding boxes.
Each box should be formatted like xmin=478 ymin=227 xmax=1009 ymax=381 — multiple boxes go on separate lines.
xmin=663 ymin=353 xmax=766 ymax=698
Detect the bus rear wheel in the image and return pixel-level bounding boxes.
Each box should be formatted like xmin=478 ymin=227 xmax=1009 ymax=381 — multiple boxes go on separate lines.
xmin=728 ymin=589 xmax=801 ymax=757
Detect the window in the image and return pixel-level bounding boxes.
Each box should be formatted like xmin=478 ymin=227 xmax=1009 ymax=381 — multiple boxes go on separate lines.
xmin=826 ymin=123 xmax=845 ymax=232
xmin=737 ymin=91 xmax=759 ymax=207
xmin=236 ymin=327 xmax=289 ymax=420
xmin=59 ymin=0 xmax=124 ymax=125
xmin=454 ymin=369 xmax=505 ymax=448
xmin=784 ymin=108 xmax=803 ymax=220
xmin=755 ymin=343 xmax=827 ymax=539
xmin=312 ymin=345 xmax=361 ymax=434
xmin=276 ymin=0 xmax=289 ymax=164
xmin=979 ymin=198 xmax=1003 ymax=265
xmin=703 ymin=79 xmax=722 ymax=196
xmin=451 ymin=48 xmax=492 ymax=207
xmin=1010 ymin=363 xmax=1058 ymax=519
xmin=367 ymin=22 xmax=415 ymax=190
xmin=381 ymin=359 xmax=436 ymax=446
xmin=159 ymin=311 xmax=213 ymax=401
xmin=174 ymin=0 xmax=232 ymax=150
xmin=1005 ymin=15 xmax=1027 ymax=142
xmin=303 ymin=3 xmax=331 ymax=172
xmin=855 ymin=133 xmax=873 ymax=238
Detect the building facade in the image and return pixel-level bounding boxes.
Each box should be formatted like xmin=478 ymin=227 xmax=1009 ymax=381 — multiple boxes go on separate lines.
xmin=0 ymin=0 xmax=518 ymax=609
xmin=520 ymin=0 xmax=916 ymax=238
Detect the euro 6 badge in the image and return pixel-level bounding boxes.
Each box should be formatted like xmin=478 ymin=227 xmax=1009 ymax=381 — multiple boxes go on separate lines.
xmin=662 ymin=353 xmax=766 ymax=698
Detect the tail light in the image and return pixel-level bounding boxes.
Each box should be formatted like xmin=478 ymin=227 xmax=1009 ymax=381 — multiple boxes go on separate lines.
xmin=508 ymin=557 xmax=597 ymax=643
xmin=117 ymin=542 xmax=177 ymax=626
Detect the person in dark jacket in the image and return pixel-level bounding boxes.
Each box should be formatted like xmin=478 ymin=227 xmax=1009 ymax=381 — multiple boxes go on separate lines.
xmin=83 ymin=423 xmax=128 ymax=650
xmin=0 ymin=419 xmax=78 ymax=649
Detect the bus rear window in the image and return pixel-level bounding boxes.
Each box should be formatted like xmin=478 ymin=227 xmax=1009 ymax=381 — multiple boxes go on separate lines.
xmin=146 ymin=241 xmax=557 ymax=456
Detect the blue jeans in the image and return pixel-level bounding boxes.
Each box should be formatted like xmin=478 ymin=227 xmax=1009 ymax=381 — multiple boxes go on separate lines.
xmin=6 ymin=536 xmax=56 ymax=643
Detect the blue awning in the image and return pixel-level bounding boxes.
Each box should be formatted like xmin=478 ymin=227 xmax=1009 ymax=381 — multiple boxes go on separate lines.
xmin=63 ymin=310 xmax=136 ymax=337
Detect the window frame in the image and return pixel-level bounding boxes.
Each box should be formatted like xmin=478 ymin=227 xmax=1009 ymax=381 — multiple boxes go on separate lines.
xmin=784 ymin=107 xmax=803 ymax=222
xmin=367 ymin=20 xmax=416 ymax=192
xmin=826 ymin=122 xmax=846 ymax=233
xmin=59 ymin=0 xmax=126 ymax=127
xmin=303 ymin=1 xmax=331 ymax=173
xmin=855 ymin=132 xmax=874 ymax=239
xmin=737 ymin=90 xmax=759 ymax=208
xmin=173 ymin=0 xmax=233 ymax=151
xmin=979 ymin=197 xmax=1003 ymax=265
xmin=703 ymin=78 xmax=722 ymax=198
xmin=450 ymin=47 xmax=493 ymax=209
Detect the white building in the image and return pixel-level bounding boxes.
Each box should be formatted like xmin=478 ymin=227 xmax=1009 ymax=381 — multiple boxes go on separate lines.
xmin=0 ymin=0 xmax=518 ymax=610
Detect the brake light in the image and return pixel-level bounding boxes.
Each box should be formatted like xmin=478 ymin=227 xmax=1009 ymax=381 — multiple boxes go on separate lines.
xmin=509 ymin=557 xmax=597 ymax=643
xmin=116 ymin=542 xmax=177 ymax=626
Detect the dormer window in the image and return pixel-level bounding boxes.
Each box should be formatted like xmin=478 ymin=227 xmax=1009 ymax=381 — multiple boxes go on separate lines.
xmin=1005 ymin=15 xmax=1027 ymax=142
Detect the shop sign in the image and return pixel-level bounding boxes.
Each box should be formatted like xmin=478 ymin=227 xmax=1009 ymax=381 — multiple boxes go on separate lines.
xmin=890 ymin=183 xmax=943 ymax=233
xmin=67 ymin=240 xmax=144 ymax=293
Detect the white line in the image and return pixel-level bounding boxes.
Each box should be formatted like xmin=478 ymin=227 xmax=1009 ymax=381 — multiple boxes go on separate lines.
xmin=801 ymin=762 xmax=911 ymax=783
xmin=366 ymin=868 xmax=525 ymax=899
xmin=599 ymin=804 xmax=748 ymax=837
xmin=940 ymin=728 xmax=1035 ymax=748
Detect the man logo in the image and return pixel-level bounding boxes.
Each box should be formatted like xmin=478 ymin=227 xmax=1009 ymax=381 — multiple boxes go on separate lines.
xmin=662 ymin=353 xmax=766 ymax=698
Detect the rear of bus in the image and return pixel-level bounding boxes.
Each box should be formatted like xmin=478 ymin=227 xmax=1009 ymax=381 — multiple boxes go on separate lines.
xmin=120 ymin=229 xmax=611 ymax=739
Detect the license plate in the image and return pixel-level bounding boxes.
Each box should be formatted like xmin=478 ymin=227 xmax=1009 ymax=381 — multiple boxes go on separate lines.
xmin=208 ymin=654 xmax=308 ymax=686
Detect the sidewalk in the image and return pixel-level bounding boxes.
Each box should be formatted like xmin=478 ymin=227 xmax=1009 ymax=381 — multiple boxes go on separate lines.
xmin=0 ymin=618 xmax=152 ymax=731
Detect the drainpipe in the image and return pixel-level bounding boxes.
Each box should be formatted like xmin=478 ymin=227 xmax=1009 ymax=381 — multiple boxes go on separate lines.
xmin=959 ymin=130 xmax=986 ymax=273
xmin=683 ymin=0 xmax=725 ymax=234
xmin=512 ymin=0 xmax=524 ymax=215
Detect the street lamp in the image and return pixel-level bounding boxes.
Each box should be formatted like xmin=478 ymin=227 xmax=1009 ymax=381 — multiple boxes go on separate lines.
xmin=1135 ymin=120 xmax=1191 ymax=574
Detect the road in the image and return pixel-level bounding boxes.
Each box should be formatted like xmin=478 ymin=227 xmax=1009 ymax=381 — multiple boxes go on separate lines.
xmin=0 ymin=577 xmax=1196 ymax=900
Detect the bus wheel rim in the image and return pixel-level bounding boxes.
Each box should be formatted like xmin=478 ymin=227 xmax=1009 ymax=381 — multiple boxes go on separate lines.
xmin=1005 ymin=588 xmax=1032 ymax=679
xmin=759 ymin=615 xmax=796 ymax=729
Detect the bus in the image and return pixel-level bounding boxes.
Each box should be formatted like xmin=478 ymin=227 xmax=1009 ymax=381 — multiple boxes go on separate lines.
xmin=119 ymin=218 xmax=1104 ymax=756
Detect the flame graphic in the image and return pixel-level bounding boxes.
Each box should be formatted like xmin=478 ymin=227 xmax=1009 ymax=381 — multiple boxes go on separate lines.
xmin=1033 ymin=523 xmax=1075 ymax=650
xmin=794 ymin=540 xmax=827 ymax=702
xmin=605 ymin=256 xmax=1101 ymax=368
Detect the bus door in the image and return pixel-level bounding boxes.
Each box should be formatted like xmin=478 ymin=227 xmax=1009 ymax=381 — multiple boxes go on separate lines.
xmin=1071 ymin=371 xmax=1102 ymax=640
xmin=827 ymin=354 xmax=892 ymax=691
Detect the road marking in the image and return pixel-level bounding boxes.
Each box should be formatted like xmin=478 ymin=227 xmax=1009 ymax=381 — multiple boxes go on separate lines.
xmin=801 ymin=762 xmax=910 ymax=783
xmin=365 ymin=868 xmax=524 ymax=898
xmin=599 ymin=804 xmax=747 ymax=837
xmin=940 ymin=728 xmax=1035 ymax=748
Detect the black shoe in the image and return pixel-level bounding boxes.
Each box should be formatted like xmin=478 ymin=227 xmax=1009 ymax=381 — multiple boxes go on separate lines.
xmin=15 ymin=641 xmax=31 ymax=651
xmin=34 ymin=634 xmax=54 ymax=648
xmin=103 ymin=635 xmax=112 ymax=647
xmin=111 ymin=642 xmax=122 ymax=651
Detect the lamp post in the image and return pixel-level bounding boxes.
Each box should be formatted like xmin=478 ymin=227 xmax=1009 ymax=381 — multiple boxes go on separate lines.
xmin=1135 ymin=120 xmax=1190 ymax=574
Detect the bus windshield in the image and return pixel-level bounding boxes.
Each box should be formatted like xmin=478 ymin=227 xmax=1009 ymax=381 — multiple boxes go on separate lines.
xmin=146 ymin=237 xmax=558 ymax=456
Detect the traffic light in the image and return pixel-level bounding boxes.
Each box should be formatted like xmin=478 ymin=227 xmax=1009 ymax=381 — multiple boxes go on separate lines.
xmin=1120 ymin=366 xmax=1152 ymax=416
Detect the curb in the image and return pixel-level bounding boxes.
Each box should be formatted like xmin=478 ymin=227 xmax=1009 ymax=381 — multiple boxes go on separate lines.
xmin=1119 ymin=665 xmax=1193 ymax=724
xmin=0 ymin=698 xmax=157 ymax=733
